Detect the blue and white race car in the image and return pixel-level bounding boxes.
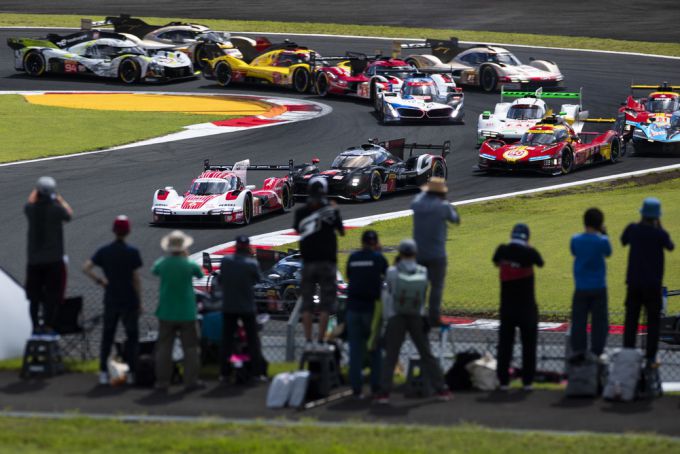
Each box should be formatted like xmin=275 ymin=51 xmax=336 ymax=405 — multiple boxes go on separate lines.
xmin=630 ymin=111 xmax=680 ymax=153
xmin=374 ymin=73 xmax=464 ymax=124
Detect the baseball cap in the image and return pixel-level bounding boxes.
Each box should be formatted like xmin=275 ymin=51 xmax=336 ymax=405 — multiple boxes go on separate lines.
xmin=511 ymin=223 xmax=530 ymax=241
xmin=112 ymin=215 xmax=131 ymax=236
xmin=36 ymin=176 xmax=56 ymax=196
xmin=640 ymin=197 xmax=661 ymax=219
xmin=362 ymin=230 xmax=379 ymax=245
xmin=308 ymin=176 xmax=328 ymax=197
xmin=235 ymin=235 xmax=251 ymax=252
xmin=398 ymin=238 xmax=417 ymax=256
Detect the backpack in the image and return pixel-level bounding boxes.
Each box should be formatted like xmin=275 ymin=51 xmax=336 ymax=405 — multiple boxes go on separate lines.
xmin=135 ymin=354 xmax=156 ymax=388
xmin=266 ymin=372 xmax=294 ymax=408
xmin=446 ymin=351 xmax=482 ymax=391
xmin=603 ymin=348 xmax=642 ymax=402
xmin=565 ymin=353 xmax=600 ymax=398
xmin=392 ymin=265 xmax=428 ymax=316
xmin=465 ymin=352 xmax=499 ymax=391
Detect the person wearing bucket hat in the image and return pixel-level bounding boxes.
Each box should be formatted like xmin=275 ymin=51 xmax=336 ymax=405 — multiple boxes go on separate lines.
xmin=24 ymin=176 xmax=73 ymax=337
xmin=493 ymin=223 xmax=544 ymax=391
xmin=152 ymin=230 xmax=205 ymax=391
xmin=411 ymin=177 xmax=459 ymax=327
xmin=218 ymin=235 xmax=267 ymax=383
xmin=621 ymin=198 xmax=675 ymax=365
xmin=83 ymin=215 xmax=143 ymax=385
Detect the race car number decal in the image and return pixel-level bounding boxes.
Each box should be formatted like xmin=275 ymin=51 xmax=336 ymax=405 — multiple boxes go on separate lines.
xmin=503 ymin=146 xmax=529 ymax=162
xmin=64 ymin=60 xmax=78 ymax=73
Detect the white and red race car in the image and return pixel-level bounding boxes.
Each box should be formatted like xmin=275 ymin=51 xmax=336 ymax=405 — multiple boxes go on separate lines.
xmin=151 ymin=160 xmax=294 ymax=225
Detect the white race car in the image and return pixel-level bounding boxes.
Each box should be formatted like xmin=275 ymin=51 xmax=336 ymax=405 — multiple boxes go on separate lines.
xmin=375 ymin=73 xmax=464 ymax=124
xmin=402 ymin=38 xmax=563 ymax=92
xmin=477 ymin=88 xmax=587 ymax=145
xmin=151 ymin=160 xmax=294 ymax=226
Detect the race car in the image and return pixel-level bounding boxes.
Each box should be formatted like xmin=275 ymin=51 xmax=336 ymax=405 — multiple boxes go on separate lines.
xmin=90 ymin=14 xmax=247 ymax=69
xmin=314 ymin=54 xmax=416 ymax=104
xmin=151 ymin=160 xmax=295 ymax=226
xmin=401 ymin=38 xmax=563 ymax=92
xmin=291 ymin=138 xmax=450 ymax=201
xmin=7 ymin=30 xmax=196 ymax=83
xmin=477 ymin=115 xmax=624 ymax=175
xmin=618 ymin=82 xmax=680 ymax=142
xmin=477 ymin=87 xmax=586 ymax=145
xmin=375 ymin=72 xmax=464 ymax=123
xmin=630 ymin=110 xmax=680 ymax=153
xmin=203 ymin=40 xmax=320 ymax=93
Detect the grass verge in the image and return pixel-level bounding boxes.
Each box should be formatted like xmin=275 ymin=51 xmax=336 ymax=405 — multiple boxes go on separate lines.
xmin=0 ymin=95 xmax=234 ymax=163
xmin=328 ymin=171 xmax=680 ymax=322
xmin=1 ymin=13 xmax=679 ymax=57
xmin=0 ymin=417 xmax=677 ymax=453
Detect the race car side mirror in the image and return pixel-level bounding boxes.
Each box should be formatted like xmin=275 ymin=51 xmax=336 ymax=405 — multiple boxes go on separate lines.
xmin=482 ymin=111 xmax=491 ymax=120
xmin=312 ymin=157 xmax=320 ymax=164
xmin=203 ymin=252 xmax=213 ymax=273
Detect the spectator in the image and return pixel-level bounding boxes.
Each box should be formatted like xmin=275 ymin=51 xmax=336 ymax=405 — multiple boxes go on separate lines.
xmin=345 ymin=230 xmax=388 ymax=398
xmin=218 ymin=235 xmax=266 ymax=383
xmin=570 ymin=208 xmax=612 ymax=358
xmin=293 ymin=177 xmax=344 ymax=350
xmin=151 ymin=230 xmax=204 ymax=391
xmin=411 ymin=177 xmax=459 ymax=326
xmin=622 ymin=198 xmax=674 ymax=365
xmin=376 ymin=239 xmax=451 ymax=404
xmin=83 ymin=215 xmax=143 ymax=385
xmin=493 ymin=224 xmax=544 ymax=391
xmin=24 ymin=176 xmax=73 ymax=337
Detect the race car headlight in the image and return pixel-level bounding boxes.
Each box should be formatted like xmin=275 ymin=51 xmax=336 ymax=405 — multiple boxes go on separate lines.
xmin=327 ymin=72 xmax=338 ymax=80
xmin=351 ymin=177 xmax=361 ymax=186
xmin=386 ymin=103 xmax=399 ymax=118
xmin=208 ymin=209 xmax=224 ymax=215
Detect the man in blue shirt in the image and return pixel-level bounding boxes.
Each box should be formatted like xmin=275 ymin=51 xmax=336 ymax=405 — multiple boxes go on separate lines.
xmin=570 ymin=208 xmax=612 ymax=357
xmin=345 ymin=230 xmax=388 ymax=398
xmin=621 ymin=198 xmax=674 ymax=364
xmin=83 ymin=216 xmax=142 ymax=385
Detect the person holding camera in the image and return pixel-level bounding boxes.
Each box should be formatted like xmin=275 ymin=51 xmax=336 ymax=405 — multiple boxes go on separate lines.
xmin=621 ymin=198 xmax=674 ymax=365
xmin=24 ymin=176 xmax=73 ymax=337
xmin=570 ymin=208 xmax=612 ymax=358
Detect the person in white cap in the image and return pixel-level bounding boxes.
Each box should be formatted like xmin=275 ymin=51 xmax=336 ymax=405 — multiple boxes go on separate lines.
xmin=24 ymin=176 xmax=73 ymax=337
xmin=152 ymin=230 xmax=205 ymax=391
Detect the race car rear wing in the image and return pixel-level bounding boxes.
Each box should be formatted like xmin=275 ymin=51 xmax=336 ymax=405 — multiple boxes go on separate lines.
xmin=500 ymin=86 xmax=582 ymax=105
xmin=204 ymin=159 xmax=295 ymax=174
xmin=581 ymin=113 xmax=627 ymax=135
xmin=630 ymin=82 xmax=680 ymax=93
xmin=373 ymin=138 xmax=451 ymax=160
xmin=399 ymin=38 xmax=464 ymax=62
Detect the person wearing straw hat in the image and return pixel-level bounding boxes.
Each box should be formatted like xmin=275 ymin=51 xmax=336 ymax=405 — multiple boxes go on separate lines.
xmin=152 ymin=230 xmax=205 ymax=391
xmin=621 ymin=197 xmax=674 ymax=366
xmin=411 ymin=177 xmax=459 ymax=327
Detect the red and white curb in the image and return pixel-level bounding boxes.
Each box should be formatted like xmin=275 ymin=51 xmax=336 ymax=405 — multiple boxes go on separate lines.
xmin=0 ymin=90 xmax=331 ymax=168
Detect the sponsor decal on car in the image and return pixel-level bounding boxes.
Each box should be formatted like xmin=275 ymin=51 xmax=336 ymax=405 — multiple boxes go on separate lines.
xmin=503 ymin=146 xmax=530 ymax=161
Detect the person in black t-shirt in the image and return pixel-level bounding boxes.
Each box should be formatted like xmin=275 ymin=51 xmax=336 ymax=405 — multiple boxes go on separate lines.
xmin=621 ymin=198 xmax=674 ymax=364
xmin=293 ymin=177 xmax=344 ymax=350
xmin=492 ymin=223 xmax=544 ymax=391
xmin=345 ymin=230 xmax=388 ymax=397
xmin=83 ymin=216 xmax=143 ymax=385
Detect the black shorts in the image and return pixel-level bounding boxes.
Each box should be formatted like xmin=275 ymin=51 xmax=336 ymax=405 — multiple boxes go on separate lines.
xmin=301 ymin=261 xmax=337 ymax=313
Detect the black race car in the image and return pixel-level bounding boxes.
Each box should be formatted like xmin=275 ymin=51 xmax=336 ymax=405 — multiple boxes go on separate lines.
xmin=291 ymin=138 xmax=451 ymax=201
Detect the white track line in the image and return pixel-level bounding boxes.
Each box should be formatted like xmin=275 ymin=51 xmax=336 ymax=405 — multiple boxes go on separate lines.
xmin=1 ymin=26 xmax=678 ymax=60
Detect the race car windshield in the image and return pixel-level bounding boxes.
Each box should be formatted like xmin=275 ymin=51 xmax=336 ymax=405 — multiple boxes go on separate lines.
xmin=486 ymin=52 xmax=521 ymax=66
xmin=646 ymin=97 xmax=679 ymax=113
xmin=520 ymin=132 xmax=557 ymax=145
xmin=269 ymin=263 xmax=300 ymax=279
xmin=276 ymin=53 xmax=310 ymax=66
xmin=98 ymin=45 xmax=146 ymax=58
xmin=189 ymin=180 xmax=233 ymax=195
xmin=200 ymin=31 xmax=230 ymax=42
xmin=507 ymin=105 xmax=543 ymax=120
xmin=375 ymin=66 xmax=412 ymax=80
xmin=403 ymin=84 xmax=437 ymax=97
xmin=331 ymin=154 xmax=375 ymax=169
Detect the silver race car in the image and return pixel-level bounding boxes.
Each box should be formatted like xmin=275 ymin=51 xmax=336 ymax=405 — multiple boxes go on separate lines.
xmin=402 ymin=38 xmax=563 ymax=92
xmin=8 ymin=30 xmax=196 ymax=83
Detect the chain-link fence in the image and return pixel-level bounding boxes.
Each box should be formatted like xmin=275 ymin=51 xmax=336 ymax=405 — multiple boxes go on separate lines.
xmin=61 ymin=283 xmax=680 ymax=382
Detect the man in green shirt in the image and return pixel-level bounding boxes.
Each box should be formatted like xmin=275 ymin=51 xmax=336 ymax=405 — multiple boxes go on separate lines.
xmin=152 ymin=230 xmax=204 ymax=391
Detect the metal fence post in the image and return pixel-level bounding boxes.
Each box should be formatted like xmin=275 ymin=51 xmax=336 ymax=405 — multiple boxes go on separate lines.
xmin=285 ymin=297 xmax=304 ymax=362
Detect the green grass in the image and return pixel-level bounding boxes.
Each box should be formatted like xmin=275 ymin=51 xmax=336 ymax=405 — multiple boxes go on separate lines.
xmin=0 ymin=417 xmax=677 ymax=453
xmin=328 ymin=172 xmax=680 ymax=322
xmin=0 ymin=95 xmax=233 ymax=163
xmin=1 ymin=13 xmax=679 ymax=57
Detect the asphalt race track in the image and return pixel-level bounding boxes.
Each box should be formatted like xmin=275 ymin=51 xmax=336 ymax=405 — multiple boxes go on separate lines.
xmin=1 ymin=28 xmax=679 ymax=294
xmin=1 ymin=0 xmax=679 ymax=42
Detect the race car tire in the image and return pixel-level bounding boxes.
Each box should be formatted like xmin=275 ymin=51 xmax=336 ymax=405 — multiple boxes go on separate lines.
xmin=118 ymin=58 xmax=140 ymax=84
xmin=370 ymin=81 xmax=382 ymax=110
xmin=242 ymin=195 xmax=253 ymax=225
xmin=368 ymin=170 xmax=383 ymax=201
xmin=215 ymin=61 xmax=233 ymax=87
xmin=404 ymin=57 xmax=420 ymax=68
xmin=609 ymin=138 xmax=621 ymax=163
xmin=278 ymin=183 xmax=293 ymax=213
xmin=24 ymin=51 xmax=46 ymax=77
xmin=480 ymin=66 xmax=498 ymax=92
xmin=430 ymin=159 xmax=447 ymax=179
xmin=316 ymin=72 xmax=330 ymax=96
xmin=560 ymin=147 xmax=574 ymax=175
xmin=293 ymin=67 xmax=311 ymax=93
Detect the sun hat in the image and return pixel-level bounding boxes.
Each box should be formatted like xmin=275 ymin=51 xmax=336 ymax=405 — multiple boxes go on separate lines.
xmin=421 ymin=177 xmax=448 ymax=194
xmin=36 ymin=176 xmax=56 ymax=196
xmin=640 ymin=197 xmax=662 ymax=219
xmin=511 ymin=223 xmax=530 ymax=241
xmin=160 ymin=230 xmax=194 ymax=253
xmin=112 ymin=215 xmax=131 ymax=236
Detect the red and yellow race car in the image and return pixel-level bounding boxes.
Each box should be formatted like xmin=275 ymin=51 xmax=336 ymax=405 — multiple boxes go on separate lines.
xmin=477 ymin=116 xmax=624 ymax=175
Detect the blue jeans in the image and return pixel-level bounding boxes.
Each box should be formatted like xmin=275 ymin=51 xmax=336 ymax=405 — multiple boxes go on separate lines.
xmin=346 ymin=309 xmax=382 ymax=395
xmin=570 ymin=288 xmax=608 ymax=356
